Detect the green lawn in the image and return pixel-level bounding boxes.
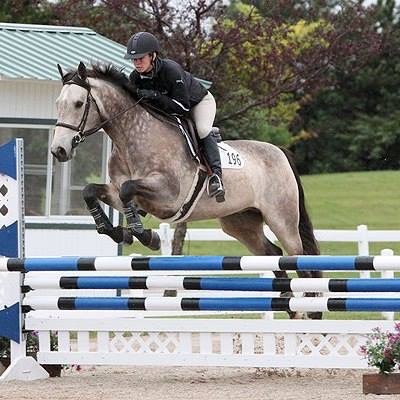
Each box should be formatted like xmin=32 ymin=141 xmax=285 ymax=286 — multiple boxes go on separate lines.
xmin=302 ymin=170 xmax=400 ymax=230
xmin=124 ymin=170 xmax=400 ymax=256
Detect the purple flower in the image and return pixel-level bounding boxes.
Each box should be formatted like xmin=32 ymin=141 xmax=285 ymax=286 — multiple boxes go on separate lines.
xmin=360 ymin=324 xmax=400 ymax=373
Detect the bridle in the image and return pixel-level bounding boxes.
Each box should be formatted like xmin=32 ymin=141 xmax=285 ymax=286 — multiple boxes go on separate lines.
xmin=55 ymin=72 xmax=142 ymax=149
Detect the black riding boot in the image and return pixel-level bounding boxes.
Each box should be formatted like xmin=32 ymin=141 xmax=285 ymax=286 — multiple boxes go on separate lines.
xmin=201 ymin=133 xmax=225 ymax=202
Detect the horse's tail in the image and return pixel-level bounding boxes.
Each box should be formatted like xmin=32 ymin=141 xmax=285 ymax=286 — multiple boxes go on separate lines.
xmin=280 ymin=147 xmax=320 ymax=256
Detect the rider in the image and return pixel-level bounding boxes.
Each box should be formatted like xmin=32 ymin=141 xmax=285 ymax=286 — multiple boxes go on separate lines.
xmin=124 ymin=31 xmax=225 ymax=201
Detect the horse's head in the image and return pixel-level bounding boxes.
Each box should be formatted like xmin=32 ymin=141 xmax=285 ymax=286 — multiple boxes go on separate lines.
xmin=51 ymin=62 xmax=103 ymax=162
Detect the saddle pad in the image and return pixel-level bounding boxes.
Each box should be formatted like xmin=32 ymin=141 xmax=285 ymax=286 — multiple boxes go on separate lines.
xmin=218 ymin=142 xmax=244 ymax=169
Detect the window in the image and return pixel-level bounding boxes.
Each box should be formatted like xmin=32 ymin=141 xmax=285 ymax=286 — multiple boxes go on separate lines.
xmin=51 ymin=133 xmax=107 ymax=215
xmin=0 ymin=126 xmax=109 ymax=217
xmin=0 ymin=127 xmax=48 ymax=216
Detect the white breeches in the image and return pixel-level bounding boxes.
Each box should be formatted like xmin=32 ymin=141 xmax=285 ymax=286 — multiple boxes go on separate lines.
xmin=191 ymin=91 xmax=216 ymax=139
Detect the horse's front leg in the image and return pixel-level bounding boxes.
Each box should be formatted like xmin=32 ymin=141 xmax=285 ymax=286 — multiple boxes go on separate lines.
xmin=82 ymin=183 xmax=133 ymax=244
xmin=119 ymin=178 xmax=162 ymax=251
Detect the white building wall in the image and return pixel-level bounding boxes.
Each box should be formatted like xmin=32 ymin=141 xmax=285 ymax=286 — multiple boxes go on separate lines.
xmin=0 ymin=79 xmax=60 ymax=119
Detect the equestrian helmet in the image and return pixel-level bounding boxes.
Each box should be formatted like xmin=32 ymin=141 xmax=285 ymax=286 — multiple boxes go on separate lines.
xmin=124 ymin=32 xmax=161 ymax=60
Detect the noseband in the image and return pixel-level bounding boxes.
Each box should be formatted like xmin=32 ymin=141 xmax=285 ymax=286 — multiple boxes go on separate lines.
xmin=55 ymin=73 xmax=142 ymax=149
xmin=55 ymin=75 xmax=104 ymax=148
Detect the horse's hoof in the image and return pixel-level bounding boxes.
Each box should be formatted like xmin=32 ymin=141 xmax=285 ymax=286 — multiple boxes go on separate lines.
xmin=136 ymin=229 xmax=161 ymax=251
xmin=307 ymin=311 xmax=323 ymax=320
xmin=147 ymin=231 xmax=161 ymax=251
xmin=290 ymin=311 xmax=307 ymax=320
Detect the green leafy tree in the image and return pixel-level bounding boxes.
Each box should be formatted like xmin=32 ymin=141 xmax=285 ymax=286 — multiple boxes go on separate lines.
xmin=0 ymin=0 xmax=53 ymax=23
xmin=293 ymin=0 xmax=400 ymax=172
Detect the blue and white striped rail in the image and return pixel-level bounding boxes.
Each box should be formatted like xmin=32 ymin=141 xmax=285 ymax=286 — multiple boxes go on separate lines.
xmin=2 ymin=255 xmax=400 ymax=272
xmin=23 ymin=296 xmax=400 ymax=312
xmin=23 ymin=276 xmax=400 ymax=292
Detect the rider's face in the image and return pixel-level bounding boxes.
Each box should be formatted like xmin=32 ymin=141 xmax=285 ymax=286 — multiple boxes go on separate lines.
xmin=133 ymin=54 xmax=153 ymax=74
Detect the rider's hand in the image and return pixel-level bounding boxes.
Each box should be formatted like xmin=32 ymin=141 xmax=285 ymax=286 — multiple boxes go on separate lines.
xmin=137 ymin=89 xmax=160 ymax=100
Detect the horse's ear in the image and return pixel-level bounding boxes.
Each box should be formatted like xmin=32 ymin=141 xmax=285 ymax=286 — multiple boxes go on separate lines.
xmin=77 ymin=62 xmax=87 ymax=80
xmin=57 ymin=64 xmax=66 ymax=83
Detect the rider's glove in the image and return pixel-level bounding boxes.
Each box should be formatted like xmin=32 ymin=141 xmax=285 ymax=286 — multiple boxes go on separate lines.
xmin=137 ymin=89 xmax=160 ymax=100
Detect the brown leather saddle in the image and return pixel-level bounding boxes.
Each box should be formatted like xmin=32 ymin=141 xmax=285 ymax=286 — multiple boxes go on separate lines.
xmin=142 ymin=102 xmax=221 ymax=167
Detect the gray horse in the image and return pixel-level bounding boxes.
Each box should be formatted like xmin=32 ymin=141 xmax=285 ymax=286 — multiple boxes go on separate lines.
xmin=51 ymin=62 xmax=322 ymax=318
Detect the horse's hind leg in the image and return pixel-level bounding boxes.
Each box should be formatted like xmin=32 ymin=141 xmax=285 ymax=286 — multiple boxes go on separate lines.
xmin=219 ymin=209 xmax=303 ymax=319
xmin=262 ymin=206 xmax=323 ymax=319
xmin=82 ymin=183 xmax=133 ymax=244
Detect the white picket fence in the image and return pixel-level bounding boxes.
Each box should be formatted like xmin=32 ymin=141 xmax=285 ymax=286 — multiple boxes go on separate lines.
xmin=27 ymin=318 xmax=398 ymax=369
xmin=157 ymin=223 xmax=400 ymax=258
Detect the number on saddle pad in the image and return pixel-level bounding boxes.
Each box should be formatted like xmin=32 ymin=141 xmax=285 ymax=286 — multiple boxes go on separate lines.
xmin=218 ymin=142 xmax=244 ymax=169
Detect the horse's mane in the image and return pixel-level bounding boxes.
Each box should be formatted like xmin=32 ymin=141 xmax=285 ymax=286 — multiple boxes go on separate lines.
xmin=64 ymin=63 xmax=138 ymax=99
xmin=63 ymin=63 xmax=181 ymax=129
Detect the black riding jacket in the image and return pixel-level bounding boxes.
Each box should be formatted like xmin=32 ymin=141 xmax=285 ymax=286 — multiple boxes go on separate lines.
xmin=129 ymin=58 xmax=208 ymax=116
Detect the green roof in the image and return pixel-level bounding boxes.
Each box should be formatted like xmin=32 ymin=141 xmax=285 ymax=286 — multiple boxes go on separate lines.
xmin=0 ymin=23 xmax=133 ymax=80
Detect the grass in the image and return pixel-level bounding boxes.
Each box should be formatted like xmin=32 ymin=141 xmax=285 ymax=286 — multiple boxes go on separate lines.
xmin=124 ymin=170 xmax=400 ymax=256
xmin=122 ymin=170 xmax=400 ymax=321
xmin=302 ymin=170 xmax=400 ymax=230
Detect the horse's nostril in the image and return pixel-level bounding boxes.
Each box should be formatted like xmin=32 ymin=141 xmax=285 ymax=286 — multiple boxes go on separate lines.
xmin=51 ymin=146 xmax=67 ymax=160
xmin=57 ymin=147 xmax=67 ymax=158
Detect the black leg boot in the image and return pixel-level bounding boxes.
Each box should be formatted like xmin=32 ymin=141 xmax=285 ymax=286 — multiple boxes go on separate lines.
xmin=201 ymin=133 xmax=225 ymax=202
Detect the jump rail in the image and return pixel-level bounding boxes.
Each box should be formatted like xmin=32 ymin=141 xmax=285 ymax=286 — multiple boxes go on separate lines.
xmin=23 ymin=276 xmax=400 ymax=292
xmin=1 ymin=254 xmax=400 ymax=382
xmin=23 ymin=296 xmax=400 ymax=312
xmin=2 ymin=255 xmax=400 ymax=272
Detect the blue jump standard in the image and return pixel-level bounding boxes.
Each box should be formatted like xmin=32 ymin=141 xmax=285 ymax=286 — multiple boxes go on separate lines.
xmin=2 ymin=255 xmax=398 ymax=272
xmin=23 ymin=297 xmax=400 ymax=312
xmin=23 ymin=276 xmax=400 ymax=292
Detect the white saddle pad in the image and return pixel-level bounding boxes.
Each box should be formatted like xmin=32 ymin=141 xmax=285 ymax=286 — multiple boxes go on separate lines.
xmin=218 ymin=142 xmax=244 ymax=169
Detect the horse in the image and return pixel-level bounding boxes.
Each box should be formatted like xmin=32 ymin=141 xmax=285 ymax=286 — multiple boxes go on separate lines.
xmin=51 ymin=62 xmax=322 ymax=319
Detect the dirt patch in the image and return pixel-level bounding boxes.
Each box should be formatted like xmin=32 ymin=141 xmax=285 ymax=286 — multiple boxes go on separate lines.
xmin=1 ymin=366 xmax=399 ymax=400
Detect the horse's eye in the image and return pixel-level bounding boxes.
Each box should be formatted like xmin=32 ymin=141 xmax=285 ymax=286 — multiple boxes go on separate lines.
xmin=75 ymin=101 xmax=84 ymax=108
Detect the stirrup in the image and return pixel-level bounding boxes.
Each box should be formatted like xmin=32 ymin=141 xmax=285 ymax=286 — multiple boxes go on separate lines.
xmin=207 ymin=174 xmax=225 ymax=202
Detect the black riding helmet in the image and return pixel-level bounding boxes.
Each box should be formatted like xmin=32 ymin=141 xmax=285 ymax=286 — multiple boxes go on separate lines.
xmin=124 ymin=32 xmax=161 ymax=60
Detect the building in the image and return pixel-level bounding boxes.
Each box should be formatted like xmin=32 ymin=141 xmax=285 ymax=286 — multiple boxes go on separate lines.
xmin=0 ymin=23 xmax=134 ymax=256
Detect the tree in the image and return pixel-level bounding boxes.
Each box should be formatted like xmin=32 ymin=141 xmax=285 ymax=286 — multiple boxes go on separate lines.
xmin=49 ymin=1 xmax=381 ymax=135
xmin=0 ymin=0 xmax=53 ymax=23
xmin=293 ymin=0 xmax=400 ymax=172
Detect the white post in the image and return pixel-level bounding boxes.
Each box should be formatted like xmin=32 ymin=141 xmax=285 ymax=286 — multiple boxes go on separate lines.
xmin=159 ymin=223 xmax=172 ymax=255
xmin=381 ymin=248 xmax=395 ymax=321
xmin=357 ymin=225 xmax=370 ymax=279
xmin=261 ymin=227 xmax=276 ymax=320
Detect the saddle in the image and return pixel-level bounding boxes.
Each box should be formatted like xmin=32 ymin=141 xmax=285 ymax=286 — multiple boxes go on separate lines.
xmin=141 ymin=102 xmax=221 ymax=167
